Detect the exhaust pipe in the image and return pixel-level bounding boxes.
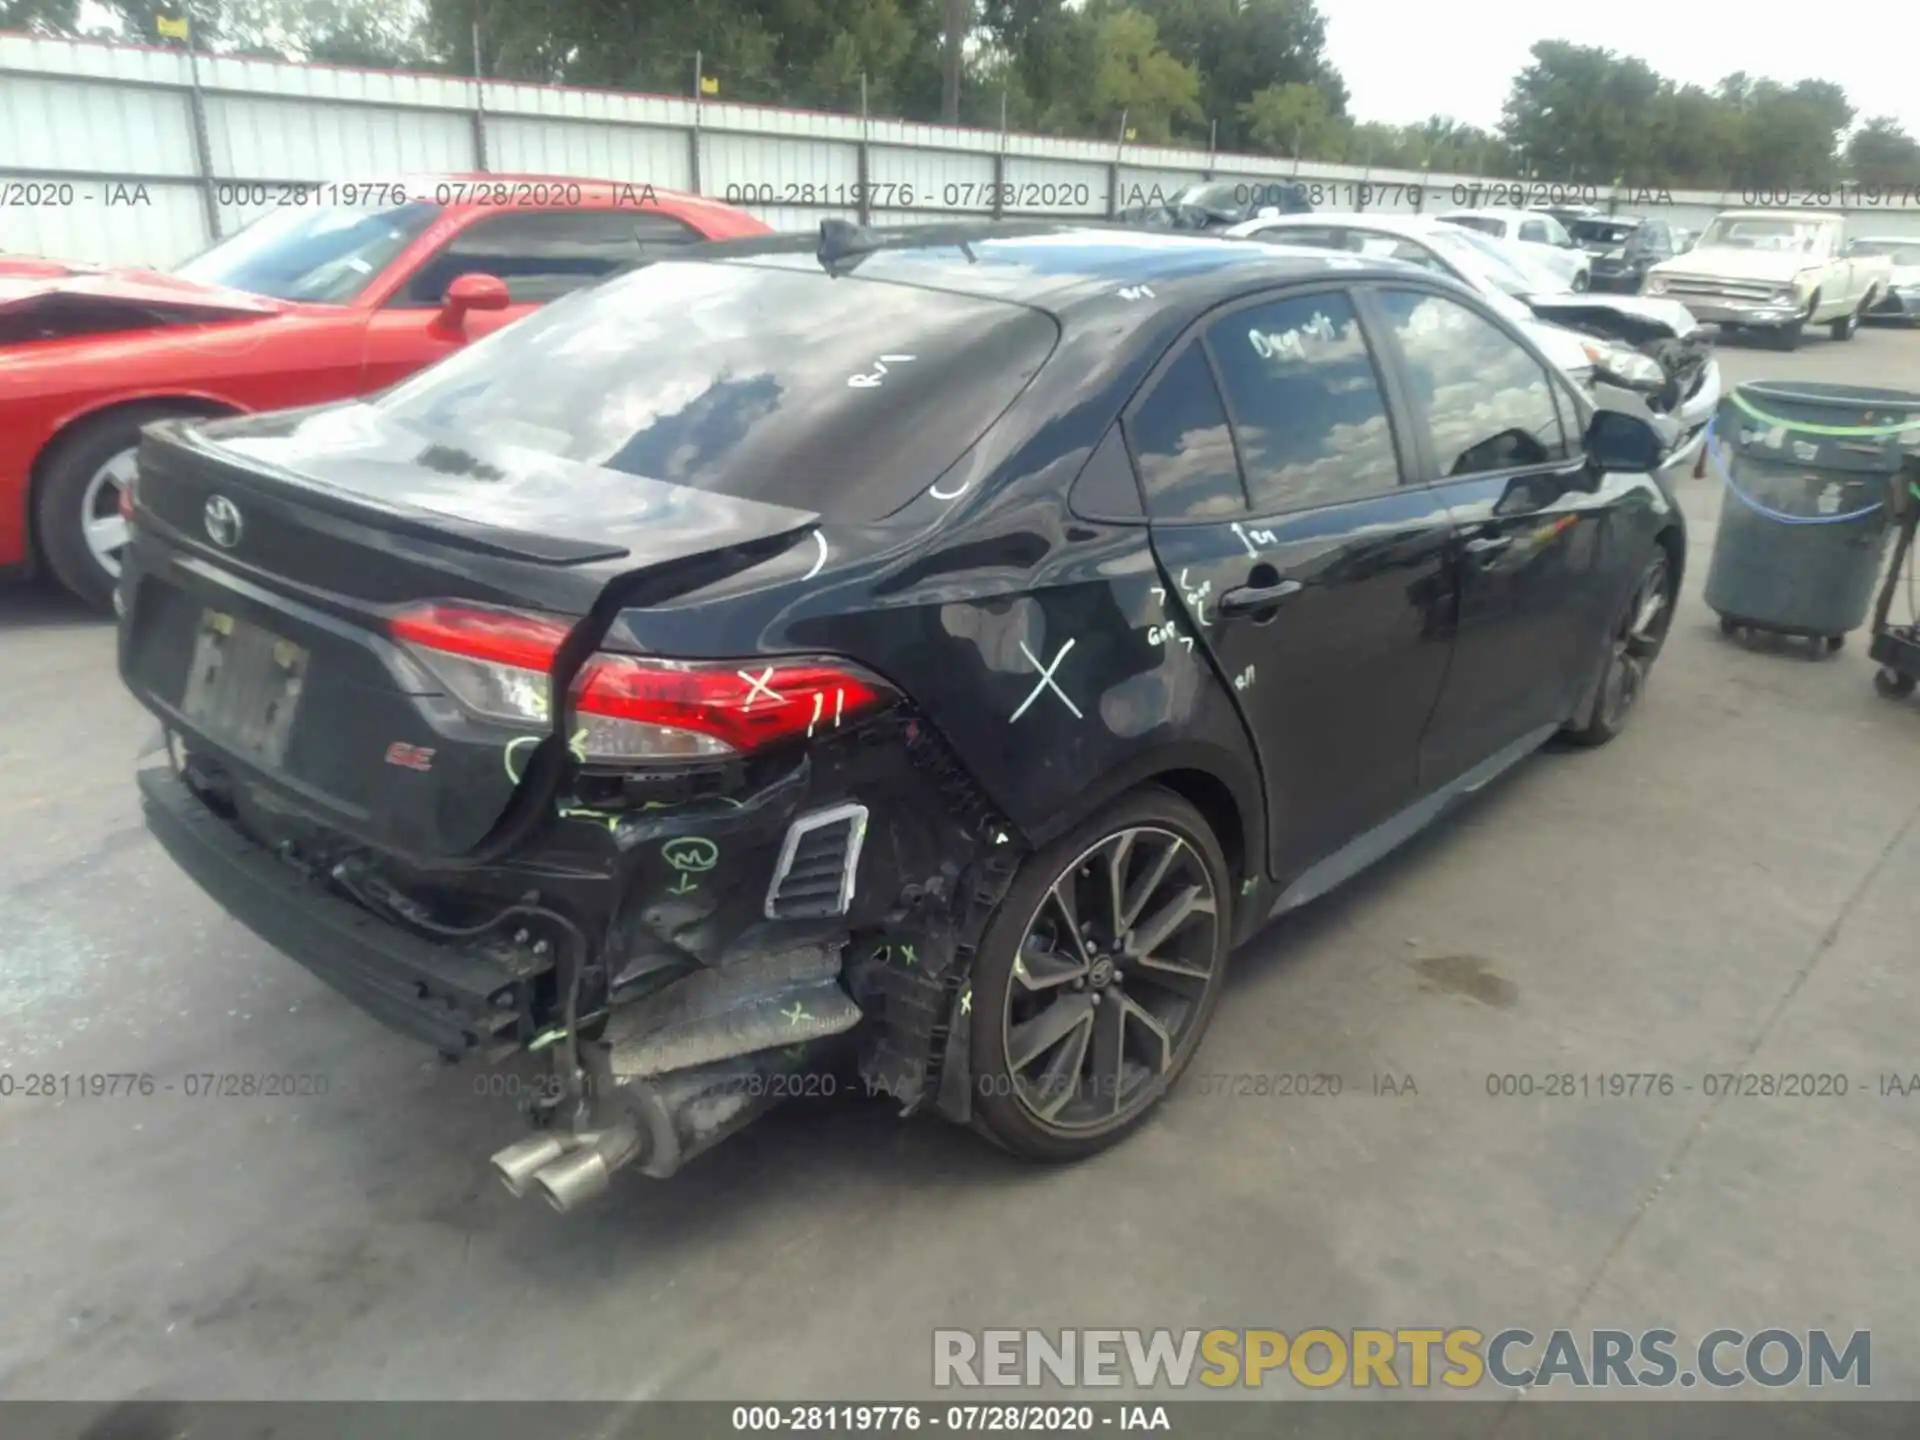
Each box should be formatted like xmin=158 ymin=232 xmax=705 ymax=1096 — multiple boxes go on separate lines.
xmin=488 ymin=1047 xmax=823 ymax=1211
xmin=529 ymin=1123 xmax=641 ymax=1214
xmin=490 ymin=1134 xmax=569 ymax=1198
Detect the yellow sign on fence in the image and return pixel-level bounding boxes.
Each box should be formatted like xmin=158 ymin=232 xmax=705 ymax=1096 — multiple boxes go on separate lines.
xmin=700 ymin=75 xmax=719 ymax=96
xmin=156 ymin=13 xmax=190 ymax=39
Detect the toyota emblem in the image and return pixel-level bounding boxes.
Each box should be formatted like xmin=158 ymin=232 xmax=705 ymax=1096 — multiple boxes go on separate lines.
xmin=203 ymin=494 xmax=243 ymax=549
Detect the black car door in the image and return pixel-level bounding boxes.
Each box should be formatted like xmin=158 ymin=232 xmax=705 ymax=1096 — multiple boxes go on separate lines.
xmin=1361 ymin=284 xmax=1614 ymax=788
xmin=1125 ymin=286 xmax=1457 ymax=882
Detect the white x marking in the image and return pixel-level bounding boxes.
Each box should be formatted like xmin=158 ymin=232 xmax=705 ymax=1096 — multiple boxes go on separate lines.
xmin=738 ymin=667 xmax=784 ymax=709
xmin=1010 ymin=639 xmax=1084 ymax=723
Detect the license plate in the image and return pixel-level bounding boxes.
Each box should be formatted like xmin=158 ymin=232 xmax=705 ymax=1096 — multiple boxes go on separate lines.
xmin=179 ymin=608 xmax=309 ymax=766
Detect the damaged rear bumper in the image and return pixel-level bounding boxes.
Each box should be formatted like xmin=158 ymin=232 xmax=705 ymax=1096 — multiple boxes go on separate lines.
xmin=138 ymin=762 xmax=540 ymax=1058
xmin=139 ymin=710 xmax=1022 ymax=1206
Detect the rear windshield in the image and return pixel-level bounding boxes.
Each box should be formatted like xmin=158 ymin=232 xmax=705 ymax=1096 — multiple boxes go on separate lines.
xmin=1571 ymin=220 xmax=1641 ymax=245
xmin=1441 ymin=214 xmax=1505 ymax=238
xmin=1851 ymin=240 xmax=1920 ymax=265
xmin=368 ymin=259 xmax=1060 ymax=521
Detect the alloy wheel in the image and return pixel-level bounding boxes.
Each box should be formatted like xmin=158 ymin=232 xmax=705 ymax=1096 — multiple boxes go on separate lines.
xmin=80 ymin=447 xmax=138 ymax=581
xmin=1597 ymin=553 xmax=1672 ymax=731
xmin=1001 ymin=825 xmax=1220 ymax=1133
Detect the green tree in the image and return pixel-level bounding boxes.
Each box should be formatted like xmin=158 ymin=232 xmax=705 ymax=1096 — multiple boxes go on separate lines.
xmin=0 ymin=0 xmax=80 ymax=33
xmin=1090 ymin=7 xmax=1200 ymax=143
xmin=1238 ymin=81 xmax=1337 ymax=157
xmin=218 ymin=0 xmax=431 ymax=67
xmin=1502 ymin=42 xmax=1663 ymax=183
xmin=1844 ymin=117 xmax=1920 ymax=187
xmin=1135 ymin=0 xmax=1343 ymax=148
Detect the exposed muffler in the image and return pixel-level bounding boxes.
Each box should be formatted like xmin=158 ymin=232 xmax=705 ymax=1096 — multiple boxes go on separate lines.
xmin=488 ymin=1047 xmax=819 ymax=1211
xmin=489 ymin=944 xmax=867 ymax=1212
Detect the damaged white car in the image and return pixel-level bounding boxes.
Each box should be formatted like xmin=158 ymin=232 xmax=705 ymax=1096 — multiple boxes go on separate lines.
xmin=1224 ymin=212 xmax=1721 ymax=475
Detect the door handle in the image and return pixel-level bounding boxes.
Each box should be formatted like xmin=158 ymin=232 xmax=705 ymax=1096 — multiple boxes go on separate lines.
xmin=1219 ymin=579 xmax=1303 ymax=616
xmin=1464 ymin=534 xmax=1513 ymax=559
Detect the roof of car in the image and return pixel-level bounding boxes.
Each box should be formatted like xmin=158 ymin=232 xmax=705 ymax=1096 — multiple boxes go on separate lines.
xmin=363 ymin=173 xmax=757 ymax=227
xmin=1231 ymin=211 xmax=1447 ymax=238
xmin=703 ymin=221 xmax=1429 ymax=323
xmin=1712 ymin=209 xmax=1840 ymax=221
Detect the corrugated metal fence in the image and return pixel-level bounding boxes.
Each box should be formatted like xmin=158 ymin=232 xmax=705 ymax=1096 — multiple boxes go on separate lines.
xmin=5 ymin=33 xmax=1920 ymax=268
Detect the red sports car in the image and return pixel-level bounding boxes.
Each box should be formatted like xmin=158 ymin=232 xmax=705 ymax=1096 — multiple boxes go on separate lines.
xmin=0 ymin=176 xmax=769 ymax=609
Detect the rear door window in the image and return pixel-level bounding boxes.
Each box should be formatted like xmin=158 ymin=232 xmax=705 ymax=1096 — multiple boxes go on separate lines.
xmin=1203 ymin=290 xmax=1403 ymax=513
xmin=370 ymin=258 xmax=1060 ymax=521
xmin=1124 ymin=345 xmax=1247 ymax=521
xmin=399 ymin=210 xmax=701 ymax=305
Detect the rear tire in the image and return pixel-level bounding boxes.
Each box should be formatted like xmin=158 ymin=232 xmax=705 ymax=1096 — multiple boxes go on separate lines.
xmin=1831 ymin=302 xmax=1862 ymax=341
xmin=967 ymin=787 xmax=1231 ymax=1162
xmin=34 ymin=405 xmax=190 ymax=612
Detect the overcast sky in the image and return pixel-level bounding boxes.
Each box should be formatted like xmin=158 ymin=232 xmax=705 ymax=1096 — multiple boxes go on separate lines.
xmin=1322 ymin=0 xmax=1920 ymax=141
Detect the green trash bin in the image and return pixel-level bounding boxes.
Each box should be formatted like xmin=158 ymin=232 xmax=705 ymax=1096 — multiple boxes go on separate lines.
xmin=1703 ymin=381 xmax=1920 ymax=654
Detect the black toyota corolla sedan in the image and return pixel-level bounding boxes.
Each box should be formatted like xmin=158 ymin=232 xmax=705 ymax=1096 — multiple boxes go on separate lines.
xmin=118 ymin=222 xmax=1685 ymax=1211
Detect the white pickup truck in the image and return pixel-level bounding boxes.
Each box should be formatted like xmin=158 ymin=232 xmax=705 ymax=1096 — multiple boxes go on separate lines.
xmin=1643 ymin=210 xmax=1892 ymax=349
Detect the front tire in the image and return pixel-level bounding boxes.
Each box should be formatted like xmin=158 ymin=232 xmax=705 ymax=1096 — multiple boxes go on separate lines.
xmin=1565 ymin=547 xmax=1675 ymax=746
xmin=33 ymin=405 xmax=188 ymax=611
xmin=968 ymin=788 xmax=1231 ymax=1162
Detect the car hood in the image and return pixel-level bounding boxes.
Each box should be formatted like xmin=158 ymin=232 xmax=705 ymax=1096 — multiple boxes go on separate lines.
xmin=1525 ymin=293 xmax=1703 ymax=344
xmin=1519 ymin=319 xmax=1594 ymax=375
xmin=0 ymin=259 xmax=284 ymax=343
xmin=1647 ymin=247 xmax=1826 ymax=283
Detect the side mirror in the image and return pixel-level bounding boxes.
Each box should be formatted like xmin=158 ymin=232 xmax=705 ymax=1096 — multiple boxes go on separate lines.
xmin=438 ymin=272 xmax=511 ymax=327
xmin=1586 ymin=407 xmax=1665 ymax=472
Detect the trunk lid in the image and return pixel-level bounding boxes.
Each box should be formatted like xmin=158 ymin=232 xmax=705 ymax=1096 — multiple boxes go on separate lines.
xmin=120 ymin=408 xmax=819 ymax=860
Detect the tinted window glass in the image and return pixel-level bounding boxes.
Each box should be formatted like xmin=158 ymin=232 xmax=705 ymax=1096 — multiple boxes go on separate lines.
xmin=1204 ymin=291 xmax=1400 ymax=512
xmin=1444 ymin=214 xmax=1506 ymax=238
xmin=174 ymin=201 xmax=442 ymax=302
xmin=371 ymin=259 xmax=1059 ymax=521
xmin=1124 ymin=346 xmax=1246 ymax=521
xmin=1376 ymin=288 xmax=1569 ymax=477
xmin=1570 ymin=219 xmax=1639 ymax=246
xmin=1252 ymin=226 xmax=1353 ymax=252
xmin=1518 ymin=219 xmax=1549 ymax=243
xmin=401 ymin=210 xmax=696 ymax=305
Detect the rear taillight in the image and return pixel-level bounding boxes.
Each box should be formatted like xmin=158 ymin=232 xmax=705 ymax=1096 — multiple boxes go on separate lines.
xmin=388 ymin=602 xmax=898 ymax=763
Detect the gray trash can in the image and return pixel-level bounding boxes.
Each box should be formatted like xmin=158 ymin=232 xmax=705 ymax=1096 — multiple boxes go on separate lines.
xmin=1703 ymin=381 xmax=1920 ymax=654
